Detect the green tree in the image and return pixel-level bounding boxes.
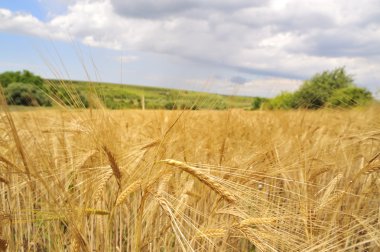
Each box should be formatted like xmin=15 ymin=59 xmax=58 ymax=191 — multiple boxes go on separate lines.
xmin=0 ymin=71 xmax=15 ymax=87
xmin=0 ymin=70 xmax=43 ymax=87
xmin=293 ymin=67 xmax=353 ymax=109
xmin=327 ymin=86 xmax=372 ymax=108
xmin=5 ymin=82 xmax=51 ymax=106
xmin=268 ymin=92 xmax=295 ymax=110
xmin=251 ymin=97 xmax=269 ymax=110
xmin=19 ymin=70 xmax=44 ymax=87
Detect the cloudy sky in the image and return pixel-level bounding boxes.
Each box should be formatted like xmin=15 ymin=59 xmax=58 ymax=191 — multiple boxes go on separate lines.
xmin=0 ymin=0 xmax=379 ymax=97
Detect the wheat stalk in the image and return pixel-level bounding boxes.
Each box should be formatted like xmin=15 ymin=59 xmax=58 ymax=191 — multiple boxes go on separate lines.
xmin=352 ymin=214 xmax=380 ymax=247
xmin=195 ymin=228 xmax=227 ymax=238
xmin=236 ymin=227 xmax=268 ymax=252
xmin=153 ymin=193 xmax=194 ymax=252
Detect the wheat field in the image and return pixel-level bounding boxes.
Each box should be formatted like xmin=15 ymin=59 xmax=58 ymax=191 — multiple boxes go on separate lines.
xmin=0 ymin=102 xmax=379 ymax=251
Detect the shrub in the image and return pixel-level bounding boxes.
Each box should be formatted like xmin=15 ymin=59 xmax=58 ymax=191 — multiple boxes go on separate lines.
xmin=165 ymin=102 xmax=177 ymax=110
xmin=251 ymin=97 xmax=269 ymax=110
xmin=5 ymin=82 xmax=51 ymax=106
xmin=268 ymin=92 xmax=295 ymax=110
xmin=327 ymin=86 xmax=372 ymax=108
xmin=0 ymin=70 xmax=43 ymax=88
xmin=293 ymin=67 xmax=353 ymax=109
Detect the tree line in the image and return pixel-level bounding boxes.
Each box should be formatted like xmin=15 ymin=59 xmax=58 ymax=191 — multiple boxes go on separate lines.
xmin=252 ymin=67 xmax=373 ymax=110
xmin=0 ymin=68 xmax=374 ymax=109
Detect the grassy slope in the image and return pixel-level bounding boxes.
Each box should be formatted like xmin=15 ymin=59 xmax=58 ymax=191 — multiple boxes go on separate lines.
xmin=46 ymin=79 xmax=254 ymax=109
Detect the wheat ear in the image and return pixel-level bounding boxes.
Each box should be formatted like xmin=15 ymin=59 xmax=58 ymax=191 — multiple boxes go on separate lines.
xmin=315 ymin=191 xmax=344 ymax=212
xmin=103 ymin=146 xmax=122 ymax=186
xmin=115 ymin=179 xmax=142 ymax=206
xmin=160 ymin=159 xmax=237 ymax=203
xmin=318 ymin=173 xmax=343 ymax=205
xmin=361 ymin=153 xmax=380 ymax=174
xmin=238 ymin=216 xmax=290 ymax=228
xmin=93 ymin=169 xmax=113 ymax=202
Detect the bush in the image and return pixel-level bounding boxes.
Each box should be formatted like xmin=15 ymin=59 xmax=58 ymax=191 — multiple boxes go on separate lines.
xmin=268 ymin=92 xmax=295 ymax=110
xmin=327 ymin=86 xmax=372 ymax=108
xmin=5 ymin=82 xmax=51 ymax=106
xmin=258 ymin=67 xmax=373 ymax=110
xmin=165 ymin=102 xmax=177 ymax=110
xmin=251 ymin=97 xmax=269 ymax=110
xmin=0 ymin=70 xmax=43 ymax=88
xmin=293 ymin=67 xmax=353 ymax=109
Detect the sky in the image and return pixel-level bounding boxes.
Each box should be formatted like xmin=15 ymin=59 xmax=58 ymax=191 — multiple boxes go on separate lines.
xmin=0 ymin=0 xmax=379 ymax=97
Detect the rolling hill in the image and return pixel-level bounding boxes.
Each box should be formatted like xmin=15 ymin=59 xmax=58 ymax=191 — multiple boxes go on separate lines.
xmin=46 ymin=79 xmax=254 ymax=110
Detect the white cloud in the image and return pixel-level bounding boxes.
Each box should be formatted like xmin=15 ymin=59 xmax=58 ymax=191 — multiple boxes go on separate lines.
xmin=0 ymin=8 xmax=48 ymax=37
xmin=0 ymin=0 xmax=379 ymax=95
xmin=185 ymin=76 xmax=303 ymax=97
xmin=117 ymin=55 xmax=139 ymax=63
xmin=241 ymin=78 xmax=303 ymax=97
xmin=110 ymin=0 xmax=264 ymax=18
xmin=0 ymin=8 xmax=68 ymax=40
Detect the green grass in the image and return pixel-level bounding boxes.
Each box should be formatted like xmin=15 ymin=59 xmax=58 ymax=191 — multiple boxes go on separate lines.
xmin=45 ymin=79 xmax=254 ymax=110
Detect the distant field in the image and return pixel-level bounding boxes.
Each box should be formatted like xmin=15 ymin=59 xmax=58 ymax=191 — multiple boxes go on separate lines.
xmin=46 ymin=79 xmax=254 ymax=110
xmin=0 ymin=105 xmax=379 ymax=251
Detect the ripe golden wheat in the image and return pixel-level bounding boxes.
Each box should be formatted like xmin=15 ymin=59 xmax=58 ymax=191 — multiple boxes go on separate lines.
xmin=0 ymin=98 xmax=379 ymax=251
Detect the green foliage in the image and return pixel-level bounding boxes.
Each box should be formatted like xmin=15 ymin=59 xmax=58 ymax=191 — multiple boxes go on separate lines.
xmin=261 ymin=67 xmax=373 ymax=110
xmin=5 ymin=82 xmax=51 ymax=106
xmin=0 ymin=70 xmax=43 ymax=88
xmin=0 ymin=72 xmax=14 ymax=87
xmin=0 ymin=70 xmax=48 ymax=107
xmin=251 ymin=97 xmax=269 ymax=110
xmin=46 ymin=85 xmax=89 ymax=108
xmin=163 ymin=101 xmax=198 ymax=110
xmin=327 ymin=86 xmax=372 ymax=108
xmin=267 ymin=92 xmax=294 ymax=110
xmin=293 ymin=67 xmax=354 ymax=109
xmin=164 ymin=102 xmax=177 ymax=110
xmin=213 ymin=100 xmax=227 ymax=110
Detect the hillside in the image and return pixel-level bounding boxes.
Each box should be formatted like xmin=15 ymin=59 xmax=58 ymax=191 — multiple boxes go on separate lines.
xmin=46 ymin=79 xmax=254 ymax=110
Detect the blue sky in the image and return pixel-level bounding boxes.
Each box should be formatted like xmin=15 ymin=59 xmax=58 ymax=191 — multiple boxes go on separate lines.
xmin=0 ymin=0 xmax=45 ymax=19
xmin=1 ymin=0 xmax=379 ymax=97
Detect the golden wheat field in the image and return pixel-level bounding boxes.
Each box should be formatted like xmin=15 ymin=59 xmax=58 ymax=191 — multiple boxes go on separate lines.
xmin=0 ymin=103 xmax=380 ymax=251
